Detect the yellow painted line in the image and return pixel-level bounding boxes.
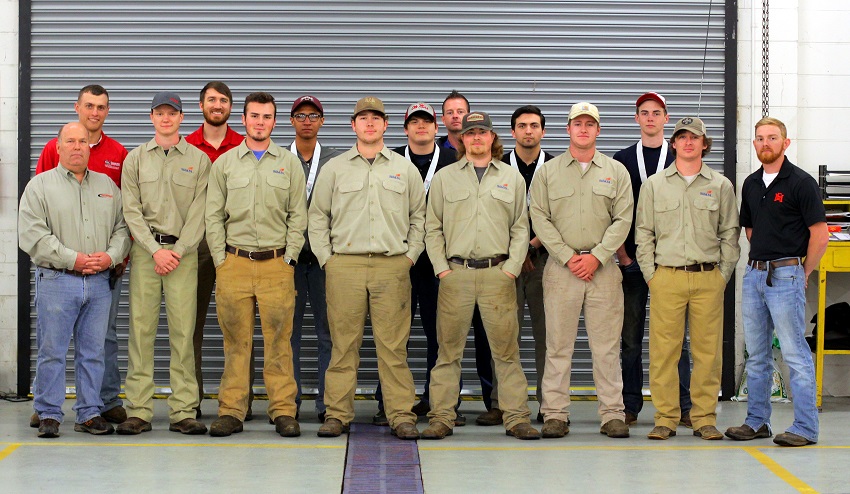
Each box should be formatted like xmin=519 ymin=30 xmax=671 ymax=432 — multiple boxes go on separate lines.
xmin=5 ymin=442 xmax=343 ymax=450
xmin=744 ymin=447 xmax=819 ymax=494
xmin=0 ymin=444 xmax=21 ymax=461
xmin=419 ymin=444 xmax=850 ymax=452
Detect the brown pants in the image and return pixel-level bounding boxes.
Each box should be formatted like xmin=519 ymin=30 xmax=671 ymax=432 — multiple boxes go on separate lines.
xmin=428 ymin=262 xmax=531 ymax=431
xmin=215 ymin=253 xmax=297 ymax=421
xmin=323 ymin=254 xmax=417 ymax=429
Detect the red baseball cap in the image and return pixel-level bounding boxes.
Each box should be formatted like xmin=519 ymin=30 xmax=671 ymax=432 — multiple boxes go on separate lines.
xmin=636 ymin=92 xmax=666 ymax=110
xmin=291 ymin=95 xmax=324 ymax=116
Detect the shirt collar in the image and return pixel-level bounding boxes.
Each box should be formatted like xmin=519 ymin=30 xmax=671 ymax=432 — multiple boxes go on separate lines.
xmin=565 ymin=149 xmax=602 ymax=168
xmin=458 ymin=156 xmax=502 ymax=170
xmin=236 ymin=138 xmax=281 ymax=159
xmin=144 ymin=136 xmax=189 ymax=154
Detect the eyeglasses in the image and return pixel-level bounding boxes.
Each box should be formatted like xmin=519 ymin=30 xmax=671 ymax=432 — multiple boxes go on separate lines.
xmin=294 ymin=113 xmax=321 ymax=122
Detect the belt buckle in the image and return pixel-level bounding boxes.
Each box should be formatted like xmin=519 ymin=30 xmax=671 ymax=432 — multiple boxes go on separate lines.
xmin=465 ymin=260 xmax=474 ymax=269
xmin=247 ymin=250 xmax=255 ymax=261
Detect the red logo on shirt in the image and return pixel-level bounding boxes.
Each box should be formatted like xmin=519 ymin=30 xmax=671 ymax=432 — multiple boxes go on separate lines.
xmin=98 ymin=193 xmax=114 ymax=199
xmin=774 ymin=192 xmax=784 ymax=203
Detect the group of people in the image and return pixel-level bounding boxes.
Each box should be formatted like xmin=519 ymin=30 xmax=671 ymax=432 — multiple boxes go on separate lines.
xmin=20 ymin=83 xmax=827 ymax=448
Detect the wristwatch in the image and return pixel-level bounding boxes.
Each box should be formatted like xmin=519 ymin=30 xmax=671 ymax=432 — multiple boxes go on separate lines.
xmin=284 ymin=257 xmax=298 ymax=266
xmin=528 ymin=244 xmax=537 ymax=257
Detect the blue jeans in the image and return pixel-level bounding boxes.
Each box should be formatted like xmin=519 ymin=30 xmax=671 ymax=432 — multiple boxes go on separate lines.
xmin=742 ymin=263 xmax=818 ymax=442
xmin=292 ymin=258 xmax=331 ymax=413
xmin=100 ymin=272 xmax=124 ymax=412
xmin=621 ymin=262 xmax=692 ymax=416
xmin=33 ymin=268 xmax=112 ymax=424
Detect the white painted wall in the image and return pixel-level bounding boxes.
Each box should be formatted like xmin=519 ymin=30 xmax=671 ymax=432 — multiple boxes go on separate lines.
xmin=0 ymin=0 xmax=19 ymax=394
xmin=737 ymin=0 xmax=850 ymax=396
xmin=0 ymin=0 xmax=847 ymax=396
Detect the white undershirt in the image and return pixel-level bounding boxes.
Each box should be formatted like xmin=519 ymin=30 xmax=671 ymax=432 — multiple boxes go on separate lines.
xmin=580 ymin=162 xmax=590 ymax=172
xmin=683 ymin=173 xmax=698 ymax=185
xmin=763 ymin=171 xmax=778 ymax=188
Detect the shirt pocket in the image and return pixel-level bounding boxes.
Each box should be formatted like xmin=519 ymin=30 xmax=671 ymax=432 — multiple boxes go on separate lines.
xmin=380 ymin=178 xmax=406 ymax=213
xmin=692 ymin=196 xmax=719 ymax=233
xmin=265 ymin=172 xmax=292 ymax=211
xmin=591 ymin=183 xmax=616 ymax=218
xmin=444 ymin=188 xmax=473 ymax=222
xmin=337 ymin=180 xmax=365 ymax=212
xmin=490 ymin=187 xmax=515 ymax=215
xmin=225 ymin=176 xmax=251 ymax=210
xmin=171 ymin=168 xmax=198 ymax=206
xmin=654 ymin=199 xmax=681 ymax=233
xmin=548 ymin=186 xmax=576 ymax=217
xmin=138 ymin=167 xmax=160 ymax=201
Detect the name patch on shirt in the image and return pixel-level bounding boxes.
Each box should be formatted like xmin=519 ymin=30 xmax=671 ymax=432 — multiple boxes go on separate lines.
xmin=103 ymin=160 xmax=121 ymax=170
xmin=273 ymin=168 xmax=287 ymax=175
xmin=599 ymin=177 xmax=612 ymax=184
xmin=180 ymin=166 xmax=194 ymax=174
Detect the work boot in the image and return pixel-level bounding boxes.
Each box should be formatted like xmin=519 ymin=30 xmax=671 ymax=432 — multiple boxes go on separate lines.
xmin=647 ymin=426 xmax=676 ymax=440
xmin=372 ymin=410 xmax=389 ymax=426
xmin=116 ymin=417 xmax=152 ymax=435
xmin=773 ymin=432 xmax=815 ymax=447
xmin=541 ymin=419 xmax=569 ymax=438
xmin=693 ymin=425 xmax=723 ymax=440
xmin=600 ymin=419 xmax=630 ymax=438
xmin=476 ymin=407 xmax=503 ymax=426
xmin=101 ymin=406 xmax=127 ymax=424
xmin=209 ymin=415 xmax=243 ymax=437
xmin=506 ymin=423 xmax=541 ymax=440
xmin=169 ymin=418 xmax=208 ymax=435
xmin=725 ymin=423 xmax=772 ymax=441
xmin=74 ymin=416 xmax=114 ymax=435
xmin=391 ymin=422 xmax=420 ymax=440
xmin=421 ymin=422 xmax=453 ymax=440
xmin=317 ymin=418 xmax=349 ymax=437
xmin=274 ymin=415 xmax=301 ymax=437
xmin=37 ymin=418 xmax=60 ymax=438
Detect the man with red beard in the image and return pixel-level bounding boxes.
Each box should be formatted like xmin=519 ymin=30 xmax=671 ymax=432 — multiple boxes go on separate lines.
xmin=726 ymin=117 xmax=828 ymax=447
xmin=186 ymin=82 xmax=246 ymax=418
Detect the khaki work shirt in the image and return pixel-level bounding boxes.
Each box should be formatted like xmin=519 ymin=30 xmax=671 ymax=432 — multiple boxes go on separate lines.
xmin=122 ymin=136 xmax=211 ymax=257
xmin=425 ymin=158 xmax=529 ymax=277
xmin=308 ymin=145 xmax=426 ymax=267
xmin=205 ymin=140 xmax=308 ymax=267
xmin=529 ymin=150 xmax=633 ymax=266
xmin=635 ymin=163 xmax=741 ymax=282
xmin=19 ymin=165 xmax=130 ymax=269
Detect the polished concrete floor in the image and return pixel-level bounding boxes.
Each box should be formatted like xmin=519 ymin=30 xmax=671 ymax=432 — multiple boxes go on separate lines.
xmin=1 ymin=397 xmax=849 ymax=493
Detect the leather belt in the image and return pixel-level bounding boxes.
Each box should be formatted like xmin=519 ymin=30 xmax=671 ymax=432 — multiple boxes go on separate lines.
xmin=226 ymin=245 xmax=285 ymax=261
xmin=748 ymin=258 xmax=801 ymax=287
xmin=673 ymin=263 xmax=716 ymax=272
xmin=747 ymin=258 xmax=800 ymax=271
xmin=448 ymin=254 xmax=509 ymax=269
xmin=40 ymin=266 xmax=90 ymax=277
xmin=154 ymin=233 xmax=179 ymax=245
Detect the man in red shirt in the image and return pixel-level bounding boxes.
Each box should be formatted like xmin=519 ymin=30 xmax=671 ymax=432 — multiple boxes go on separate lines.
xmin=184 ymin=82 xmax=246 ymax=418
xmin=32 ymin=84 xmax=129 ymax=427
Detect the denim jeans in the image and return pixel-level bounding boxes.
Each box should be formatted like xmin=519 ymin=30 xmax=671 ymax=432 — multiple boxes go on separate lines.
xmin=621 ymin=262 xmax=692 ymax=416
xmin=742 ymin=263 xmax=818 ymax=442
xmin=292 ymin=258 xmax=332 ymax=414
xmin=100 ymin=273 xmax=124 ymax=412
xmin=33 ymin=268 xmax=112 ymax=424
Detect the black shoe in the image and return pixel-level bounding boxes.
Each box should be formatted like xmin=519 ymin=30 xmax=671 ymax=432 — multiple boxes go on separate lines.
xmin=244 ymin=407 xmax=254 ymax=422
xmin=411 ymin=400 xmax=431 ymax=417
xmin=454 ymin=412 xmax=467 ymax=427
xmin=195 ymin=407 xmax=203 ymax=419
xmin=372 ymin=410 xmax=389 ymax=426
xmin=37 ymin=418 xmax=60 ymax=438
xmin=318 ymin=411 xmax=327 ymax=423
xmin=74 ymin=416 xmax=115 ymax=435
xmin=536 ymin=412 xmax=545 ymax=424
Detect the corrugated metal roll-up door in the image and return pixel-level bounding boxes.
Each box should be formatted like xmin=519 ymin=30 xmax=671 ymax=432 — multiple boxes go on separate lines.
xmin=27 ymin=0 xmax=727 ymax=399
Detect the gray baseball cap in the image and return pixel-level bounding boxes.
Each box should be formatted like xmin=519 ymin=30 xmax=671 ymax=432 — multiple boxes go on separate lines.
xmin=461 ymin=111 xmax=493 ymax=133
xmin=151 ymin=92 xmax=183 ymax=112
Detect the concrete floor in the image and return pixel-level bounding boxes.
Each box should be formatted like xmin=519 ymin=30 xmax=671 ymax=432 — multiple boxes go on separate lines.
xmin=1 ymin=397 xmax=849 ymax=493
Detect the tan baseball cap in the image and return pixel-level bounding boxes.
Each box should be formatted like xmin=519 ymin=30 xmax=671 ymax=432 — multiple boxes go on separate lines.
xmin=672 ymin=117 xmax=707 ymax=137
xmin=352 ymin=96 xmax=385 ymax=118
xmin=568 ymin=102 xmax=600 ymax=123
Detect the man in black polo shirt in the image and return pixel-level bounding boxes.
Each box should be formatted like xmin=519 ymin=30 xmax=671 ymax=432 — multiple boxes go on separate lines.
xmin=371 ymin=102 xmax=461 ymax=426
xmin=726 ymin=117 xmax=828 ymax=447
xmin=490 ymin=105 xmax=554 ymax=423
xmin=613 ymin=92 xmax=693 ymax=428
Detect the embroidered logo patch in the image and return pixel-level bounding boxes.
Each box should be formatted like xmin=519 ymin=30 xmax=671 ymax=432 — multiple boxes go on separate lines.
xmin=388 ymin=173 xmax=402 ymax=180
xmin=273 ymin=168 xmax=286 ymax=175
xmin=774 ymin=192 xmax=784 ymax=203
xmin=104 ymin=160 xmax=121 ymax=170
xmin=467 ymin=113 xmax=485 ymax=122
xmin=598 ymin=177 xmax=612 ymax=184
xmin=97 ymin=193 xmax=114 ymax=199
xmin=700 ymin=190 xmax=713 ymax=197
xmin=180 ymin=166 xmax=194 ymax=174
xmin=496 ymin=183 xmax=509 ymax=191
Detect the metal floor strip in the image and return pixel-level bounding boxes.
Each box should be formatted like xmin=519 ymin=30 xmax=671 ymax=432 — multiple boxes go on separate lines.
xmin=342 ymin=423 xmax=424 ymax=494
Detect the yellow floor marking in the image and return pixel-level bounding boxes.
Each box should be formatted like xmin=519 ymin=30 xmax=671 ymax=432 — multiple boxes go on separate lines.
xmin=0 ymin=444 xmax=20 ymax=461
xmin=419 ymin=444 xmax=850 ymax=452
xmin=744 ymin=447 xmax=819 ymax=494
xmin=0 ymin=442 xmax=343 ymax=450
